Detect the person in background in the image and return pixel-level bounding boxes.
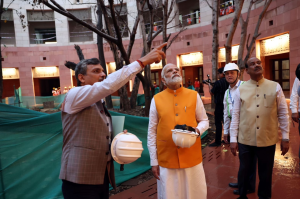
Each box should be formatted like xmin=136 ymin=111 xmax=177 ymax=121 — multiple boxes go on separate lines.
xmin=209 ymin=67 xmax=229 ymax=146
xmin=187 ymin=78 xmax=192 ymax=87
xmin=63 ymin=87 xmax=68 ymax=94
xmin=223 ymin=63 xmax=256 ymax=196
xmin=289 ymin=63 xmax=300 ymax=163
xmin=230 ymin=57 xmax=289 ymax=199
xmin=148 ymin=63 xmax=209 ymax=199
xmin=194 ymin=78 xmax=200 ymax=94
xmin=52 ymin=87 xmax=56 ymax=96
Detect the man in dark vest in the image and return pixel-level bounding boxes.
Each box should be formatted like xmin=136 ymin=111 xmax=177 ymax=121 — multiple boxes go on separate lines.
xmin=59 ymin=43 xmax=167 ymax=199
xmin=209 ymin=67 xmax=229 ymax=146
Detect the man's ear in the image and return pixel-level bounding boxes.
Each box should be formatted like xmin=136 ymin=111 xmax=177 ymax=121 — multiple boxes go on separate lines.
xmin=161 ymin=77 xmax=166 ymax=85
xmin=78 ymin=74 xmax=85 ymax=85
xmin=245 ymin=68 xmax=249 ymax=75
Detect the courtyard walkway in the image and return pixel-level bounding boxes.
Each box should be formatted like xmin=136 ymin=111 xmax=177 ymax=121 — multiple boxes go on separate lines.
xmin=111 ymin=108 xmax=300 ymax=199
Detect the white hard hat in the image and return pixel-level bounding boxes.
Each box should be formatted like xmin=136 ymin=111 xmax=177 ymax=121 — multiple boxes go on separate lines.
xmin=224 ymin=63 xmax=240 ymax=73
xmin=171 ymin=129 xmax=198 ymax=148
xmin=111 ymin=132 xmax=144 ymax=164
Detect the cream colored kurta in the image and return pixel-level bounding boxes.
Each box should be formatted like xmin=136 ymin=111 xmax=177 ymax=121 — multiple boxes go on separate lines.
xmin=230 ymin=78 xmax=289 ymax=146
xmin=157 ymin=163 xmax=207 ymax=199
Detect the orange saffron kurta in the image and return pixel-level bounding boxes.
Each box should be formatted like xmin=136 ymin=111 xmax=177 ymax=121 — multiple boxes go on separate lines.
xmin=154 ymin=87 xmax=203 ymax=169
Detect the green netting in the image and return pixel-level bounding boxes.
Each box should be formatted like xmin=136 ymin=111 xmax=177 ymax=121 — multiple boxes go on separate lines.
xmin=2 ymin=87 xmax=66 ymax=110
xmin=0 ymin=102 xmax=207 ymax=199
xmin=136 ymin=87 xmax=160 ymax=106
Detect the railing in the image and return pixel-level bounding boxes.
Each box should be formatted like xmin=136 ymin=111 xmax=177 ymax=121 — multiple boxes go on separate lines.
xmin=179 ymin=11 xmax=200 ymax=27
xmin=0 ymin=32 xmax=15 ymax=45
xmin=145 ymin=20 xmax=163 ymax=34
xmin=220 ymin=1 xmax=235 ymax=16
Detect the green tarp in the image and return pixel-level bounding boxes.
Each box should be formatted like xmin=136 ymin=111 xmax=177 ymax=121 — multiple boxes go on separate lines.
xmin=0 ymin=103 xmax=207 ymax=199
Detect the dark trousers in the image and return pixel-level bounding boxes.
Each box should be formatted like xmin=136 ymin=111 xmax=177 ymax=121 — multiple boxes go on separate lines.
xmin=214 ymin=103 xmax=224 ymax=144
xmin=62 ymin=170 xmax=109 ymax=199
xmin=238 ymin=143 xmax=276 ymax=199
xmin=238 ymin=151 xmax=257 ymax=192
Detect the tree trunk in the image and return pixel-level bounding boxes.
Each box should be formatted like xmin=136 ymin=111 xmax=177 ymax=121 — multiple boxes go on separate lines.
xmin=97 ymin=4 xmax=113 ymax=108
xmin=225 ymin=45 xmax=232 ymax=64
xmin=237 ymin=0 xmax=272 ymax=80
xmin=137 ymin=0 xmax=152 ymax=116
xmin=159 ymin=0 xmax=169 ymax=92
xmin=211 ymin=0 xmax=220 ymax=107
xmin=211 ymin=0 xmax=219 ymax=81
xmin=224 ymin=0 xmax=244 ymax=64
xmin=130 ymin=74 xmax=141 ymax=109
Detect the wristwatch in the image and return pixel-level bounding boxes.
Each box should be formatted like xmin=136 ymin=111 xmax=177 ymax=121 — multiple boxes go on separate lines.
xmin=282 ymin=139 xmax=289 ymax=142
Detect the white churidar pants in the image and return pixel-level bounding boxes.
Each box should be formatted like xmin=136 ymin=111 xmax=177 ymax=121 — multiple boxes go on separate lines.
xmin=157 ymin=162 xmax=207 ymax=199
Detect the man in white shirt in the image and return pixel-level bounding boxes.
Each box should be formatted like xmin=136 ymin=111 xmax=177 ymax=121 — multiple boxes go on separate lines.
xmin=147 ymin=63 xmax=209 ymax=199
xmin=230 ymin=57 xmax=289 ymax=199
xmin=223 ymin=63 xmax=256 ymax=196
xmin=59 ymin=43 xmax=167 ymax=199
xmin=289 ymin=63 xmax=300 ymax=161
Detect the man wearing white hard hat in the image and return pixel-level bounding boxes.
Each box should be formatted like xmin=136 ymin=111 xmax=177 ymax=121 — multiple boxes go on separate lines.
xmin=223 ymin=63 xmax=256 ymax=196
xmin=59 ymin=43 xmax=167 ymax=199
xmin=147 ymin=63 xmax=209 ymax=199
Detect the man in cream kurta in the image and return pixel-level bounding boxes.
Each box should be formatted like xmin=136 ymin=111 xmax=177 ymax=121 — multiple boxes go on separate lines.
xmin=230 ymin=57 xmax=289 ymax=199
xmin=148 ymin=64 xmax=209 ymax=199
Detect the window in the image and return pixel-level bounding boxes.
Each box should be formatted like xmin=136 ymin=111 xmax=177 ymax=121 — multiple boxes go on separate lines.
xmin=178 ymin=0 xmax=200 ymax=27
xmin=151 ymin=71 xmax=160 ymax=85
xmin=106 ymin=4 xmax=129 ymax=38
xmin=220 ymin=0 xmax=235 ymax=17
xmin=68 ymin=9 xmax=93 ymax=42
xmin=1 ymin=10 xmax=16 ymax=46
xmin=27 ymin=11 xmax=57 ymax=44
xmin=273 ymin=59 xmax=290 ymax=91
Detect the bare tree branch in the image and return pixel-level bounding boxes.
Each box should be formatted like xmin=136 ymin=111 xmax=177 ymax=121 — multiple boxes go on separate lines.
xmin=38 ymin=0 xmax=118 ymax=43
xmin=204 ymin=0 xmax=214 ymax=11
xmin=244 ymin=0 xmax=272 ymax=63
xmin=224 ymin=0 xmax=244 ymax=63
xmin=167 ymin=27 xmax=187 ymax=50
xmin=127 ymin=0 xmax=146 ymax=58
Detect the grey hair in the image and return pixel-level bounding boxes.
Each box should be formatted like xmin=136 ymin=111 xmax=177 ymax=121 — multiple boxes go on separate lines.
xmin=161 ymin=63 xmax=176 ymax=79
xmin=75 ymin=58 xmax=100 ymax=86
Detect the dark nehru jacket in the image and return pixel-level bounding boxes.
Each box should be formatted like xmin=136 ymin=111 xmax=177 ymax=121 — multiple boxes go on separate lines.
xmin=211 ymin=77 xmax=229 ymax=104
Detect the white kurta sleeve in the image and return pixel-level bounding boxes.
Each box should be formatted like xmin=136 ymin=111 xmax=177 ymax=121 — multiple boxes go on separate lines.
xmin=229 ymin=88 xmax=241 ymax=143
xmin=276 ymin=83 xmax=290 ymax=139
xmin=195 ymin=94 xmax=209 ymax=135
xmin=223 ymin=90 xmax=230 ymax=135
xmin=64 ymin=61 xmax=142 ymax=114
xmin=147 ymin=98 xmax=159 ymax=166
xmin=290 ymin=78 xmax=300 ymax=113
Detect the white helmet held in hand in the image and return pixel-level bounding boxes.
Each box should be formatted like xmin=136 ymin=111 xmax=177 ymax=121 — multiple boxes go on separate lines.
xmin=111 ymin=132 xmax=144 ymax=164
xmin=171 ymin=129 xmax=198 ymax=148
xmin=223 ymin=63 xmax=240 ymax=73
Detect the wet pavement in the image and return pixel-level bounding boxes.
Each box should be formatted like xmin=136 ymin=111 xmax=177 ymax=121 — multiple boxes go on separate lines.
xmin=111 ymin=106 xmax=300 ymax=199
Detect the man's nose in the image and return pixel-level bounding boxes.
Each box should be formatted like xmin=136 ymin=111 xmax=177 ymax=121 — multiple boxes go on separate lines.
xmin=100 ymin=72 xmax=106 ymax=78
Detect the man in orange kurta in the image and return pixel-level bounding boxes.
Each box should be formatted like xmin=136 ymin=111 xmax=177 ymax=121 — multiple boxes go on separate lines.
xmin=147 ymin=64 xmax=209 ymax=199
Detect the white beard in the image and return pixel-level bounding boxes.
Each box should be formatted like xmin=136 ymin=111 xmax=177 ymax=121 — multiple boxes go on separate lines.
xmin=165 ymin=75 xmax=182 ymax=86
